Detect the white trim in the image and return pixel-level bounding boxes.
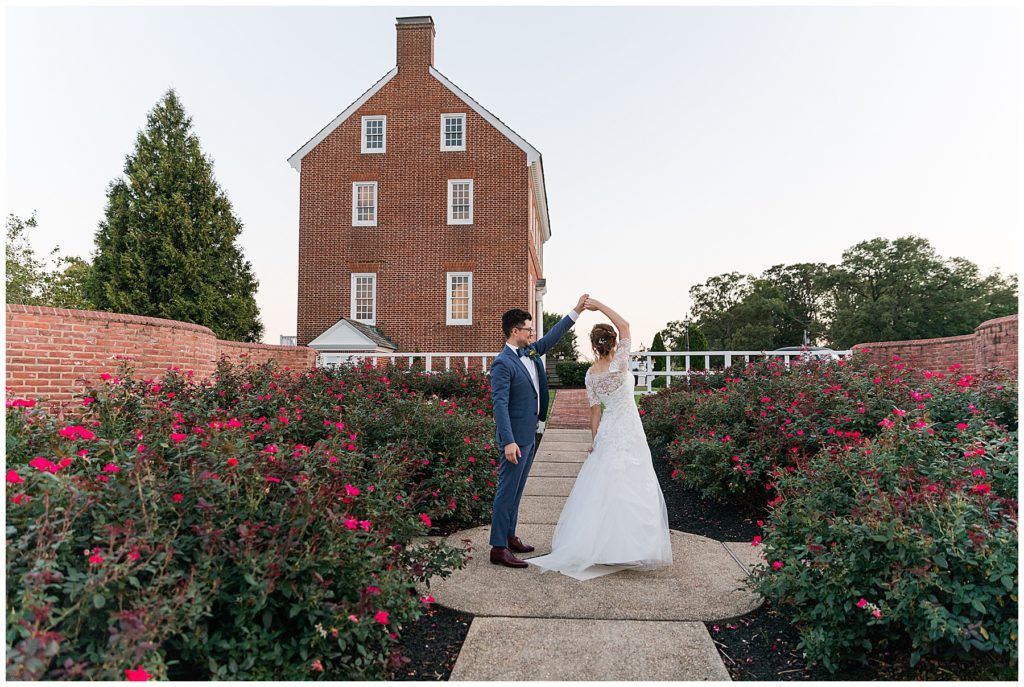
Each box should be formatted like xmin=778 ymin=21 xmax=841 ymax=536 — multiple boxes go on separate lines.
xmin=288 ymin=67 xmax=398 ymax=171
xmin=530 ymin=159 xmax=552 ymax=242
xmin=440 ymin=113 xmax=466 ymax=151
xmin=350 ymin=272 xmax=377 ymax=325
xmin=351 ymin=182 xmax=378 ymax=227
xmin=360 ymin=115 xmax=387 ymax=154
xmin=447 ymin=179 xmax=474 ymax=225
xmin=429 ymin=67 xmax=540 ymax=164
xmin=446 ymin=272 xmax=473 ymax=325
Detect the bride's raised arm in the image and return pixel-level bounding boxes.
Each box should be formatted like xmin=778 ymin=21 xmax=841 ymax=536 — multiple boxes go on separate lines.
xmin=586 ymin=298 xmax=630 ymax=343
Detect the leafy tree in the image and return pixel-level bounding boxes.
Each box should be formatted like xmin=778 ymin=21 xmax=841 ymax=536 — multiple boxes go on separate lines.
xmin=6 ymin=213 xmax=93 ymax=309
xmin=43 ymin=257 xmax=94 ymax=310
xmin=688 ymin=272 xmax=753 ymax=348
xmin=824 ymin=236 xmax=1017 ymax=348
xmin=760 ymin=262 xmax=832 ymax=345
xmin=658 ymin=319 xmax=708 ymax=370
xmin=85 ymin=89 xmax=263 ymax=342
xmin=6 ymin=213 xmax=47 ymax=305
xmin=543 ymin=311 xmax=579 ymax=360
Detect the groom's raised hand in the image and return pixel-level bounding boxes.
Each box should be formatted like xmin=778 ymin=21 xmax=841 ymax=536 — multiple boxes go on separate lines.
xmin=574 ymin=293 xmax=590 ymax=315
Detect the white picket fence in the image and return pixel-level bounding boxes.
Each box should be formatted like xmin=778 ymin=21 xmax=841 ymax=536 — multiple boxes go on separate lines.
xmin=317 ymin=349 xmax=853 ymax=391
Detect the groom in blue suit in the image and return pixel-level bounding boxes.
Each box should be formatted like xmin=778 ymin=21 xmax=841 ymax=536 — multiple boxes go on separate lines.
xmin=488 ymin=295 xmax=588 ymax=568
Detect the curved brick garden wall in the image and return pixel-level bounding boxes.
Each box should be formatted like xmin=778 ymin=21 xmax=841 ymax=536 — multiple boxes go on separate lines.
xmin=5 ymin=305 xmax=316 ymax=410
xmin=853 ymin=314 xmax=1018 ymax=377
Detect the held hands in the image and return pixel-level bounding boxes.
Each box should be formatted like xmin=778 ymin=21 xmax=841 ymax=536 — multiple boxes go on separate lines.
xmin=584 ymin=297 xmax=602 ymax=312
xmin=504 ymin=442 xmax=522 ymax=465
xmin=574 ymin=293 xmax=590 ymax=315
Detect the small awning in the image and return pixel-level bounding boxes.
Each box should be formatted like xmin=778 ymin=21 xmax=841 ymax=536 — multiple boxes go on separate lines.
xmin=308 ymin=318 xmax=399 ymax=352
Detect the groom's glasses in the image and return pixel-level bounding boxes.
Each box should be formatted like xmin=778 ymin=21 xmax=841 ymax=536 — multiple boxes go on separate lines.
xmin=516 ymin=326 xmax=535 ymax=334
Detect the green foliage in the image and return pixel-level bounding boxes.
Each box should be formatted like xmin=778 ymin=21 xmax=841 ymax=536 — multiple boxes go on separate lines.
xmin=5 ymin=359 xmax=497 ymax=680
xmin=650 ymin=332 xmax=667 ymax=388
xmin=685 ymin=237 xmax=1017 ymax=350
xmin=826 ymin=237 xmax=1018 ymax=348
xmin=639 ymin=354 xmax=1018 ymax=673
xmin=85 ymin=89 xmax=263 ymax=342
xmin=543 ymin=311 xmax=579 ymax=361
xmin=658 ymin=320 xmax=708 ymax=372
xmin=554 ymin=360 xmax=591 ymax=387
xmin=6 ymin=213 xmax=93 ymax=309
xmin=757 ymin=424 xmax=1018 ymax=671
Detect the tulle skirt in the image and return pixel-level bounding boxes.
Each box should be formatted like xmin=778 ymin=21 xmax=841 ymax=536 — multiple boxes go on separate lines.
xmin=527 ymin=418 xmax=672 ymax=581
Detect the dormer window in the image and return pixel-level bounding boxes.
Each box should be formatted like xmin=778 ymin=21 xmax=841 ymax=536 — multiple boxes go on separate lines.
xmin=441 ymin=113 xmax=466 ymax=151
xmin=361 ymin=116 xmax=386 ymax=153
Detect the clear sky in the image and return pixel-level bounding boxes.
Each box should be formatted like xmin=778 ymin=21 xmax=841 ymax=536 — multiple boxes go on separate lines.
xmin=5 ymin=4 xmax=1019 ymax=354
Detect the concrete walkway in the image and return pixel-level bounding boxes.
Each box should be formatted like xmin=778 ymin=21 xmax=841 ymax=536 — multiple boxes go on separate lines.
xmin=423 ymin=418 xmax=765 ymax=681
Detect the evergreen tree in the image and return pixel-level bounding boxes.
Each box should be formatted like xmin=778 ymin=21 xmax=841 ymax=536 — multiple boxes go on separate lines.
xmin=650 ymin=331 xmax=667 ymax=388
xmin=86 ymin=89 xmax=263 ymax=342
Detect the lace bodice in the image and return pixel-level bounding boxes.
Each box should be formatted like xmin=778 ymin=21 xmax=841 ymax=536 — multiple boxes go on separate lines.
xmin=585 ymin=339 xmax=632 ymax=407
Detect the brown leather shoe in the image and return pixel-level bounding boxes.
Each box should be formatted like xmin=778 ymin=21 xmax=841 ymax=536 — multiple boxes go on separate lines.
xmin=489 ymin=546 xmax=528 ymax=568
xmin=507 ymin=536 xmax=535 ymax=553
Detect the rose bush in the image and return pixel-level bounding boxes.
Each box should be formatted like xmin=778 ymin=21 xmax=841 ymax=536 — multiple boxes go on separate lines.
xmin=5 ymin=359 xmax=497 ymax=680
xmin=639 ymin=353 xmax=1017 ymax=672
xmin=756 ymin=416 xmax=1017 ymax=671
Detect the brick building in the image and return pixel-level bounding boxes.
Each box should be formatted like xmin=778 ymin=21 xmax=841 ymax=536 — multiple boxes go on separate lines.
xmin=288 ymin=16 xmax=552 ymax=357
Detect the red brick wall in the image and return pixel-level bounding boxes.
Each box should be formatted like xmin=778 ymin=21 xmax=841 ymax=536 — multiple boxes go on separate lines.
xmin=852 ymin=315 xmax=1018 ymax=377
xmin=296 ymin=19 xmax=541 ymax=353
xmin=5 ymin=305 xmax=316 ymax=411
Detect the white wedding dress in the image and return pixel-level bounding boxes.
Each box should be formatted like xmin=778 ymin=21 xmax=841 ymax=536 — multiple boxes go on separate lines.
xmin=527 ymin=338 xmax=673 ymax=581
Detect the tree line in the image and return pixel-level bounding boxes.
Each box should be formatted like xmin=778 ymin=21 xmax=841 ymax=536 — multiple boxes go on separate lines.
xmin=6 ymin=90 xmax=263 ymax=342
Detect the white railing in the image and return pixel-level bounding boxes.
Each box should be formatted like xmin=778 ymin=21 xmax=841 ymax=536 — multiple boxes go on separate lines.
xmin=626 ymin=350 xmax=853 ymax=392
xmin=316 ymin=349 xmax=853 ymax=388
xmin=317 ymin=352 xmax=498 ymax=373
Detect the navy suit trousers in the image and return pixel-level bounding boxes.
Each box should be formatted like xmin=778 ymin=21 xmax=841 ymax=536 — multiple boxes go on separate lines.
xmin=489 ymin=438 xmax=537 ymax=547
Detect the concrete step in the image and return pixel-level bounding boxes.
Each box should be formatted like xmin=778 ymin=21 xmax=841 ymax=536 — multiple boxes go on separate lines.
xmin=450 ymin=617 xmax=730 ymax=681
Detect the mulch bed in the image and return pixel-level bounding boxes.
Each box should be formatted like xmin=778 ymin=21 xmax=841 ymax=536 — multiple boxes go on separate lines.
xmin=390 ymin=439 xmax=1012 ymax=681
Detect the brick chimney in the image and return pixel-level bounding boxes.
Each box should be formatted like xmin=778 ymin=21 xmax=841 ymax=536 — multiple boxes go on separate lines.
xmin=396 ymin=16 xmax=435 ymax=71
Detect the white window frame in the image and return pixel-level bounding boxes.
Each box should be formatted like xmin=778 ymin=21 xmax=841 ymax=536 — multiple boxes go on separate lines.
xmin=350 ymin=273 xmax=377 ymax=325
xmin=446 ymin=272 xmax=473 ymax=325
xmin=351 ymin=182 xmax=378 ymax=227
xmin=440 ymin=113 xmax=466 ymax=151
xmin=447 ymin=179 xmax=474 ymax=225
xmin=360 ymin=116 xmax=387 ymax=154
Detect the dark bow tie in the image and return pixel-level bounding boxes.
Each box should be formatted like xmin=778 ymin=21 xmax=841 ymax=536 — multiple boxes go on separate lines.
xmin=516 ymin=347 xmax=530 ymax=358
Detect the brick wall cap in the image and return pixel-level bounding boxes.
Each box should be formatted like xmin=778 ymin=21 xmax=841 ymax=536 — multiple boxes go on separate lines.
xmin=975 ymin=314 xmax=1019 ymax=331
xmin=5 ymin=304 xmax=215 ymax=336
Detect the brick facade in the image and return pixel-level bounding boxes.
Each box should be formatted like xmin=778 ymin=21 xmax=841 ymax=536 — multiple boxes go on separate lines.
xmin=852 ymin=315 xmax=1018 ymax=378
xmin=5 ymin=304 xmax=316 ymax=412
xmin=292 ymin=16 xmax=549 ymax=353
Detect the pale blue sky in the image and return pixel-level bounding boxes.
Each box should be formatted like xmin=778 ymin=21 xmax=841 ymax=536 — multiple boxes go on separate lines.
xmin=5 ymin=5 xmax=1019 ymax=351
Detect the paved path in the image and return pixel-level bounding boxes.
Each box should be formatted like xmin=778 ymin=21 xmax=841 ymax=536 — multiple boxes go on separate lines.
xmin=422 ymin=418 xmax=765 ymax=681
xmin=545 ymin=388 xmax=590 ymax=429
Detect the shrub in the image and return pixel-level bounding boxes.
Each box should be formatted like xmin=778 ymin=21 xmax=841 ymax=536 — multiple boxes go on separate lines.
xmin=5 ymin=359 xmax=495 ymax=680
xmin=641 ymin=354 xmax=1017 ymax=507
xmin=754 ymin=418 xmax=1018 ymax=671
xmin=554 ymin=360 xmax=591 ymax=387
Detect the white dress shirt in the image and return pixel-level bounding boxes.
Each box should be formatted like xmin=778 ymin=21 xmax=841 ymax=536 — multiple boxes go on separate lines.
xmin=505 ymin=310 xmax=578 ymax=415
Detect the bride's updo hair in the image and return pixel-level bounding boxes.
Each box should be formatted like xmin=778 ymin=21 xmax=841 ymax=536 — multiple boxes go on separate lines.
xmin=590 ymin=324 xmax=617 ymax=359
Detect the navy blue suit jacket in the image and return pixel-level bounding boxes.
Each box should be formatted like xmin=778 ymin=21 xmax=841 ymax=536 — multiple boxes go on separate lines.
xmin=490 ymin=313 xmax=576 ymax=449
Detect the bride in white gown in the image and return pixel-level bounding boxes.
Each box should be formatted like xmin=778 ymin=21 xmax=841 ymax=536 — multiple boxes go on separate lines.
xmin=528 ymin=298 xmax=673 ymax=581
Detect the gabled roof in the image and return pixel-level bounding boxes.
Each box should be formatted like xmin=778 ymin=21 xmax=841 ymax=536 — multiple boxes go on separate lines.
xmin=308 ymin=318 xmax=399 ymax=352
xmin=286 ymin=66 xmax=552 ymax=241
xmin=287 ymin=67 xmax=399 ymax=172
